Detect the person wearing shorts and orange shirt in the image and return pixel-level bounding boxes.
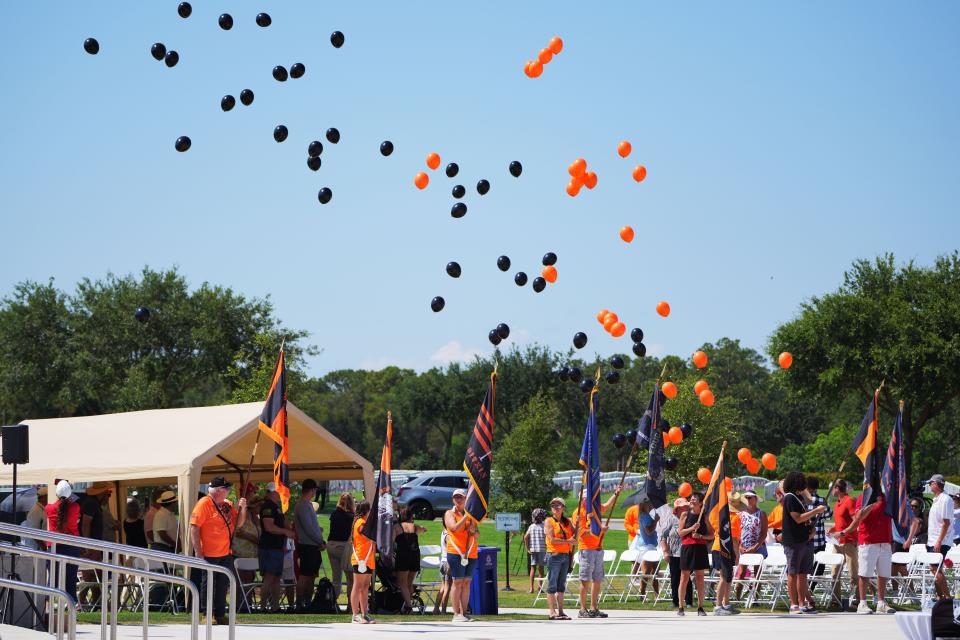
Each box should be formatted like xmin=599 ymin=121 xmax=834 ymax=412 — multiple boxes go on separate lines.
xmin=571 ymin=485 xmax=621 ymax=619
xmin=444 ymin=488 xmax=479 ymax=622
xmin=350 ymin=501 xmax=376 ymax=624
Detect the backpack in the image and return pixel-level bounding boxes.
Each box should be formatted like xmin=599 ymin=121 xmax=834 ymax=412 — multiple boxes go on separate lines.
xmin=310 ymin=577 xmax=339 ymax=614
xmin=932 ymin=598 xmax=960 ymax=639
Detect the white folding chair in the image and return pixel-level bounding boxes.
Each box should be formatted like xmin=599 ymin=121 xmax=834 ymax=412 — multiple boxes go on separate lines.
xmin=621 ymin=549 xmax=662 ymax=602
xmin=916 ymin=551 xmax=943 ymax=604
xmin=752 ymin=554 xmax=787 ymax=611
xmin=234 ymin=557 xmax=261 ymax=611
xmin=808 ymin=551 xmax=844 ymax=608
xmin=563 ymin=552 xmax=582 ymax=607
xmin=601 ymin=549 xmax=638 ymax=602
xmin=133 ymin=557 xmax=180 ymax=613
xmin=730 ymin=552 xmax=765 ymax=607
xmin=891 ymin=551 xmax=918 ymax=604
xmin=416 ymin=555 xmax=442 ymax=606
xmin=945 ymin=547 xmax=960 ymax=594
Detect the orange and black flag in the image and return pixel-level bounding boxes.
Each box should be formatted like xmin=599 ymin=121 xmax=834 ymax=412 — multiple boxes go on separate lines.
xmin=363 ymin=412 xmax=396 ymax=567
xmin=851 ymin=387 xmax=882 ymax=507
xmin=463 ymin=369 xmax=496 ymax=523
xmin=258 ymin=348 xmax=290 ymax=512
xmin=702 ymin=443 xmax=733 ymax=576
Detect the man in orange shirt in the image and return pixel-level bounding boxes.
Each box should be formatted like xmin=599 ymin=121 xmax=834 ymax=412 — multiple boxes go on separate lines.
xmin=571 ymin=485 xmax=621 ymax=618
xmin=623 ymin=504 xmax=640 ymax=548
xmin=189 ymin=477 xmax=248 ymax=625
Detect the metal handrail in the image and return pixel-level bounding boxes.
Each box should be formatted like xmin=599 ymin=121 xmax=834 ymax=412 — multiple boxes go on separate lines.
xmin=0 ymin=543 xmax=200 ymax=640
xmin=0 ymin=522 xmax=235 ymax=640
xmin=0 ymin=576 xmax=77 ymax=640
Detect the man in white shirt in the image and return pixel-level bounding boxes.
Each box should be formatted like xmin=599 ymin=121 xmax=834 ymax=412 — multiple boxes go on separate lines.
xmin=152 ymin=491 xmax=180 ymax=553
xmin=925 ymin=474 xmax=952 ymax=599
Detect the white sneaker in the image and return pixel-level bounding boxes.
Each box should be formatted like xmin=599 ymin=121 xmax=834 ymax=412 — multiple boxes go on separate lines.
xmin=876 ymin=600 xmax=892 ymax=614
xmin=856 ymin=600 xmax=873 ymax=614
xmin=452 ymin=614 xmax=469 ymax=623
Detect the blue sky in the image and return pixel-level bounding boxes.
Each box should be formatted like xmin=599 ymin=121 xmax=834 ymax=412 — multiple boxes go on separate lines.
xmin=1 ymin=2 xmax=957 ymax=377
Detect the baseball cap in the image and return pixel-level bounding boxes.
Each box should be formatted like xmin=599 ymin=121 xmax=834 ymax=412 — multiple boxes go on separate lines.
xmin=549 ymin=496 xmax=565 ymax=507
xmin=452 ymin=488 xmax=467 ymax=498
xmin=926 ymin=474 xmax=946 ymax=486
xmin=55 ymin=480 xmax=73 ymax=499
xmin=743 ymin=490 xmax=758 ymax=499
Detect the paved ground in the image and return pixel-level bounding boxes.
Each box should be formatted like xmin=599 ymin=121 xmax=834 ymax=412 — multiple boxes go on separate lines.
xmin=1 ymin=608 xmax=905 ymax=640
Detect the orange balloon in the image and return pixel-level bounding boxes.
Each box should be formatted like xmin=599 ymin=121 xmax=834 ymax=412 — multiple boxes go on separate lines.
xmin=596 ymin=309 xmax=610 ymax=324
xmin=548 ymin=36 xmax=563 ymax=55
xmin=542 ymin=265 xmax=558 ymax=283
xmin=584 ymin=171 xmax=598 ymax=189
xmin=661 ymin=381 xmax=678 ymax=399
xmin=656 ymin=301 xmax=671 ymax=317
xmin=603 ymin=311 xmax=618 ymax=325
xmin=538 ymin=48 xmax=553 ymax=65
xmin=778 ymin=352 xmax=793 ymax=369
xmin=697 ymin=467 xmax=712 ymax=485
xmin=747 ymin=458 xmax=761 ymax=475
xmin=414 ymin=172 xmax=429 ymax=190
xmin=603 ymin=316 xmax=618 ymax=333
xmin=610 ymin=322 xmax=626 ymax=337
xmin=692 ymin=350 xmax=708 ymax=369
xmin=523 ymin=61 xmax=534 ymax=77
xmin=668 ymin=426 xmax=683 ymax=445
xmin=617 ymin=141 xmax=632 ymax=158
xmin=528 ymin=60 xmax=543 ymax=78
xmin=426 ymin=152 xmax=441 ymax=170
xmin=678 ymin=482 xmax=692 ymax=498
xmin=737 ymin=448 xmax=752 ymax=465
xmin=694 ymin=379 xmax=710 ymax=396
xmin=566 ymin=181 xmax=581 ymax=197
xmin=619 ymin=226 xmax=635 ymax=243
xmin=724 ymin=477 xmax=733 ymax=492
xmin=632 ymin=165 xmax=647 ymax=182
xmin=699 ymin=389 xmax=715 ymax=407
xmin=568 ymin=158 xmax=587 ymax=178
xmin=663 ymin=432 xmax=670 ymax=448
xmin=761 ymin=453 xmax=777 ymax=471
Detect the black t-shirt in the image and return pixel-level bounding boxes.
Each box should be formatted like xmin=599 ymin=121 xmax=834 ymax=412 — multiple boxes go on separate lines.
xmin=328 ymin=509 xmax=353 ymax=542
xmin=80 ymin=495 xmax=103 ymax=540
xmin=781 ymin=493 xmax=809 ymax=545
xmin=259 ymin=499 xmax=286 ymax=550
xmin=124 ymin=519 xmax=148 ymax=548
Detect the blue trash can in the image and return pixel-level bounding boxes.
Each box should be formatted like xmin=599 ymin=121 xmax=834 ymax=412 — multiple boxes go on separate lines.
xmin=467 ymin=546 xmax=499 ymax=615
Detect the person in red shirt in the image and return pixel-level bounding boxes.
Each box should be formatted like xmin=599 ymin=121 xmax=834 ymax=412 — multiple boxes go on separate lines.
xmin=45 ymin=480 xmax=83 ymax=600
xmin=827 ymin=479 xmax=860 ymax=607
xmin=842 ymin=492 xmax=893 ymax=614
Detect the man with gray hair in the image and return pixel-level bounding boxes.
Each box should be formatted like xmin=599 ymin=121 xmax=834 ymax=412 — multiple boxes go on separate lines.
xmin=925 ymin=473 xmax=952 ymax=599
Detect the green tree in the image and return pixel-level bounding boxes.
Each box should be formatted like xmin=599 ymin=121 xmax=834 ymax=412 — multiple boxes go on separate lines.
xmin=769 ymin=253 xmax=960 ymax=483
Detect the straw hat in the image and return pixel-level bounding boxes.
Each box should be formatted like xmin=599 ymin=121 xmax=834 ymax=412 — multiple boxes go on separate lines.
xmin=157 ymin=490 xmax=177 ymax=505
xmin=727 ymin=492 xmax=742 ymax=513
xmin=672 ymin=497 xmax=690 ymax=514
xmin=85 ymin=482 xmax=113 ymax=496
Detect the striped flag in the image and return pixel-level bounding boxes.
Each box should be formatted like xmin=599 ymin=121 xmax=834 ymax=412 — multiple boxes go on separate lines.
xmin=258 ymin=348 xmax=290 ymax=512
xmin=702 ymin=444 xmax=733 ymax=571
xmin=463 ymin=370 xmax=496 ymax=523
xmin=579 ymin=381 xmax=603 ymax=536
xmin=851 ymin=387 xmax=882 ymax=507
xmin=363 ymin=412 xmax=396 ymax=567
xmin=635 ymin=387 xmax=667 ymax=451
xmin=882 ymin=402 xmax=910 ymax=537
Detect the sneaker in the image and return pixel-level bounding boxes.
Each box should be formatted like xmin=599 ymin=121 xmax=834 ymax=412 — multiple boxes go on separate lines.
xmin=789 ymin=605 xmax=802 ymax=614
xmin=591 ymin=610 xmax=608 ymax=618
xmin=876 ymin=600 xmax=893 ymax=614
xmin=800 ymin=607 xmax=818 ymax=615
xmin=856 ymin=600 xmax=873 ymax=614
xmin=352 ymin=614 xmax=362 ymax=624
xmin=697 ymin=607 xmax=707 ymax=616
xmin=362 ymin=613 xmax=375 ymax=624
xmin=452 ymin=614 xmax=469 ymax=623
xmin=725 ymin=605 xmax=741 ymax=615
xmin=677 ymin=608 xmax=685 ymax=616
xmin=578 ymin=609 xmax=591 ymax=618
xmin=714 ymin=606 xmax=732 ymax=616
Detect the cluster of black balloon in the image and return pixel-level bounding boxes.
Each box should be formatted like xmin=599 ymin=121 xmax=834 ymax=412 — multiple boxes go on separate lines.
xmin=497 ymin=254 xmax=550 ymax=294
xmin=314 ymin=129 xmax=339 ymax=204
xmin=150 ymin=42 xmax=179 ymax=68
xmin=222 ymin=90 xmax=254 ymax=112
xmin=557 ymin=365 xmax=595 ymax=393
xmin=488 ymin=323 xmax=510 ymax=346
xmin=630 ymin=328 xmax=647 ymax=358
xmin=273 ymin=63 xmax=305 ymax=82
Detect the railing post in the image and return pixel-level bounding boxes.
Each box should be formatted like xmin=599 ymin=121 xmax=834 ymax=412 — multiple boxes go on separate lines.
xmin=205 ymin=568 xmax=213 ymax=640
xmin=110 ymin=549 xmax=119 ymax=640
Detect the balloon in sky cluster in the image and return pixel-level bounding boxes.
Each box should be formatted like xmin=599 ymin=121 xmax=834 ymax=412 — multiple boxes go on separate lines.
xmin=446 ymin=262 xmax=461 ymax=278
xmin=330 ymin=31 xmax=345 ymax=48
xmin=84 ymin=38 xmax=99 ymax=55
xmin=445 ymin=163 xmax=459 ymax=178
xmin=151 ymin=43 xmax=166 ymax=61
xmin=452 ymin=185 xmax=465 ymax=199
xmin=273 ymin=65 xmax=288 ymax=82
xmin=317 ymin=188 xmax=332 ymax=204
xmin=308 ymin=141 xmax=323 ymax=157
xmin=450 ymin=203 xmax=467 ymax=218
xmin=497 ymin=255 xmax=511 ymax=271
xmin=379 ymin=141 xmax=394 ymax=156
xmin=273 ymin=125 xmax=288 ymax=142
xmin=476 ymin=179 xmax=490 ymax=195
xmin=256 ymin=13 xmax=272 ymax=27
xmin=290 ymin=62 xmax=305 ymax=79
xmin=240 ymin=89 xmax=254 ymax=105
xmin=164 ymin=51 xmax=179 ymax=68
xmin=514 ymin=272 xmax=527 ymax=286
xmin=306 ymin=157 xmax=321 ymax=171
xmin=221 ymin=95 xmax=235 ymax=111
xmin=326 ymin=128 xmax=340 ymax=144
xmin=177 ymin=3 xmax=192 ymax=18
xmin=175 ymin=136 xmax=191 ymax=152
xmin=509 ymin=161 xmax=522 ymax=177
xmin=218 ymin=14 xmax=233 ymax=30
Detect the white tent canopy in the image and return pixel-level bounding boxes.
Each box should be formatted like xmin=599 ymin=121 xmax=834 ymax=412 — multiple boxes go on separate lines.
xmin=0 ymin=402 xmax=374 ymax=551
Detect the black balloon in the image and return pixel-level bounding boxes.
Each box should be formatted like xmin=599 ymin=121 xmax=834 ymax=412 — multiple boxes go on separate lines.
xmin=273 ymin=65 xmax=288 ymax=82
xmin=496 ymin=323 xmax=510 ymax=340
xmin=573 ymin=332 xmax=587 ymax=349
xmin=532 ymin=277 xmax=546 ymax=292
xmin=256 ymin=12 xmax=272 ymax=27
xmin=290 ymin=62 xmax=305 ymax=79
xmin=625 ymin=428 xmax=638 ymax=442
xmin=445 ymin=261 xmax=461 ymax=278
xmin=445 ymin=163 xmax=459 ymax=178
xmin=569 ymin=367 xmax=583 ymax=383
xmin=134 ymin=306 xmax=150 ymax=323
xmin=151 ymin=42 xmax=166 ymax=61
xmin=174 ymin=136 xmax=191 ymax=152
xmin=380 ymin=140 xmax=394 ymax=156
xmin=542 ymin=252 xmax=557 ymax=266
xmin=476 ymin=179 xmax=490 ymax=195
xmin=164 ymin=51 xmax=179 ymax=67
xmin=606 ymin=371 xmax=621 ymax=385
xmin=632 ymin=341 xmax=647 ymax=357
xmin=431 ymin=296 xmax=445 ymax=312
xmin=221 ymin=95 xmax=235 ymax=112
xmin=680 ymin=422 xmax=693 ymax=439
xmin=317 ymin=187 xmax=332 ymax=204
xmin=218 ymin=13 xmax=233 ymax=30
xmin=177 ymin=2 xmax=192 ymax=18
xmin=488 ymin=329 xmax=501 ymax=346
xmin=307 ymin=157 xmax=321 ymax=171
xmin=514 ymin=272 xmax=527 ymax=286
xmin=613 ymin=432 xmax=627 ymax=449
xmin=83 ymin=38 xmax=99 ymax=55
xmin=273 ymin=125 xmax=288 ymax=142
xmin=326 ymin=128 xmax=340 ymax=144
xmin=579 ymin=378 xmax=594 ymax=393
xmin=630 ymin=327 xmax=644 ymax=343
xmin=664 ymin=457 xmax=679 ymax=471
xmin=240 ymin=89 xmax=254 ymax=106
xmin=610 ymin=355 xmax=625 ymax=369
xmin=451 ymin=203 xmax=467 ymax=219
xmin=509 ymin=160 xmax=522 ymax=177
xmin=330 ymin=30 xmax=345 ymax=48
xmin=497 ymin=255 xmax=511 ymax=271
xmin=452 ymin=185 xmax=465 ymax=199
xmin=558 ymin=366 xmax=570 ymax=382
xmin=308 ymin=140 xmax=323 ymax=157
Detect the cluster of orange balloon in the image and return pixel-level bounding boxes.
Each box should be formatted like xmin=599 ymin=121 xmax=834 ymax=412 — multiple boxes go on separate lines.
xmin=616 ymin=140 xmax=647 ymax=182
xmin=661 ymin=422 xmax=691 ymax=449
xmin=524 ymin=36 xmax=563 ymax=78
xmin=736 ymin=447 xmax=777 ymax=475
xmin=692 ymin=378 xmax=715 ymax=407
xmin=595 ymin=309 xmax=627 ymax=338
xmin=566 ymin=158 xmax=598 ymax=197
xmin=414 ymin=151 xmax=445 ymax=190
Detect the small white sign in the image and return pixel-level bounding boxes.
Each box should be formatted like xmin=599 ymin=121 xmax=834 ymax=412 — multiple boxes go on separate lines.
xmin=495 ymin=512 xmax=521 ymax=532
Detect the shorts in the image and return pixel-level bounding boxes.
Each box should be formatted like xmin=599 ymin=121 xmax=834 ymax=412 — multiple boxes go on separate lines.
xmin=858 ymin=543 xmax=891 ymax=579
xmin=784 ymin=542 xmax=814 ymax=576
xmin=352 ymin=563 xmax=374 ymax=574
xmin=578 ymin=549 xmax=605 ymax=582
xmin=258 ymin=548 xmax=284 ymax=577
xmin=529 ymin=551 xmax=547 ymax=567
xmin=711 ymin=550 xmax=733 ymax=582
xmin=680 ymin=544 xmax=709 ymax=572
xmin=297 ymin=544 xmax=321 ymax=576
xmin=631 ymin=540 xmax=656 ymax=556
xmin=546 ymin=553 xmax=570 ymax=594
xmin=447 ymin=554 xmax=477 ymax=579
xmin=927 ymin=545 xmax=951 ymax=566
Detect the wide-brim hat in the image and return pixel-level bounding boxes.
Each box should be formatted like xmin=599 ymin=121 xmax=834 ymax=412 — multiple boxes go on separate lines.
xmin=209 ymin=476 xmax=232 ymax=489
xmin=673 ymin=497 xmax=690 ymax=513
xmin=85 ymin=482 xmax=113 ymax=496
xmin=158 ymin=490 xmax=177 ymax=505
xmin=727 ymin=492 xmax=742 ymax=513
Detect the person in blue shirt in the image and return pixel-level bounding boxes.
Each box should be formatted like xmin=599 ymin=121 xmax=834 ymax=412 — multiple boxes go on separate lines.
xmin=629 ymin=500 xmax=660 ymax=599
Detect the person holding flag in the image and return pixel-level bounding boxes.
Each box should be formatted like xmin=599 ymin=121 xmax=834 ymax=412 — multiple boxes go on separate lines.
xmin=350 ymin=501 xmax=376 ymax=624
xmin=702 ymin=445 xmax=740 ymax=615
xmin=362 ymin=413 xmax=397 ymax=570
xmin=677 ymin=492 xmax=713 ymax=616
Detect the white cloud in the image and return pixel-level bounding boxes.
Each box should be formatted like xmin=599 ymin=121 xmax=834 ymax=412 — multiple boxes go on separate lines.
xmin=430 ymin=340 xmax=484 ymax=364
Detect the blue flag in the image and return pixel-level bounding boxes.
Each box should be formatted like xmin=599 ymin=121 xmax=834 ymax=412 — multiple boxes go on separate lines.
xmin=636 ymin=386 xmax=667 ymax=452
xmin=882 ymin=404 xmax=910 ymax=537
xmin=643 ymin=385 xmax=668 ymax=509
xmin=578 ymin=384 xmax=602 ymax=536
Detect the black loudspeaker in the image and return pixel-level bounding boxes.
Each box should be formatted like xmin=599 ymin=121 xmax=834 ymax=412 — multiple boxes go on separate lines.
xmin=2 ymin=424 xmax=29 ymax=464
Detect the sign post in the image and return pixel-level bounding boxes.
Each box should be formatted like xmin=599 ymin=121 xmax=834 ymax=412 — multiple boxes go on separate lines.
xmin=496 ymin=512 xmax=521 ymax=591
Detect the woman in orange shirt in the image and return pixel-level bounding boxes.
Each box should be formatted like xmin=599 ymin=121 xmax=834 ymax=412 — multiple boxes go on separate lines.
xmin=543 ymin=497 xmax=576 ymax=620
xmin=350 ymin=502 xmax=375 ymax=624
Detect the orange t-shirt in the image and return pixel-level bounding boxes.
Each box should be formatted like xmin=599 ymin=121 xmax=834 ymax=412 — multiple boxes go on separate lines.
xmin=710 ymin=510 xmax=741 ymax=551
xmin=768 ymin=504 xmax=783 ymax=530
xmin=623 ymin=505 xmax=640 ymax=544
xmin=445 ymin=511 xmax=478 ymax=559
xmin=572 ymin=505 xmax=608 ymax=551
xmin=189 ymin=496 xmax=238 ymax=558
xmin=351 ymin=517 xmax=375 ymax=571
xmin=545 ymin=516 xmax=573 ymax=553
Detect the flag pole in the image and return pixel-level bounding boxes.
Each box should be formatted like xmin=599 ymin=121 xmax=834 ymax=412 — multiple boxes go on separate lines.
xmin=241 ymin=338 xmax=286 ymax=497
xmin=694 ymin=440 xmax=728 ymax=528
xmin=826 ymin=379 xmax=884 ymax=508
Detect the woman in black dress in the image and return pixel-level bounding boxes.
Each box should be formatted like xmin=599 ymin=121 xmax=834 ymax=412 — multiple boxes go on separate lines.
xmin=123 ymin=499 xmax=148 ymax=548
xmin=394 ymin=507 xmax=427 ymax=613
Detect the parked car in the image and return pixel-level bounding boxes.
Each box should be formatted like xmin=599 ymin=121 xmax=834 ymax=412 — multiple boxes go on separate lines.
xmin=396 ymin=471 xmax=469 ymax=520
